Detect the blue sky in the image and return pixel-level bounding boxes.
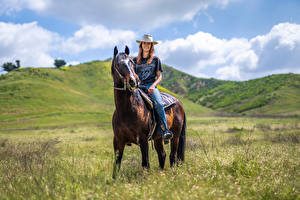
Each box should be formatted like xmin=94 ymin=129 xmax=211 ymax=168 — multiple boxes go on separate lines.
xmin=0 ymin=0 xmax=300 ymax=80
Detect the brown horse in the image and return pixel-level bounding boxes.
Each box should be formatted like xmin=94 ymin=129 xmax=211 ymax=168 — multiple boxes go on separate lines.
xmin=111 ymin=46 xmax=186 ymax=178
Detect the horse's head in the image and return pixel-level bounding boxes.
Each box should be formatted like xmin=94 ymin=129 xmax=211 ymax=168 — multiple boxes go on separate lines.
xmin=111 ymin=46 xmax=139 ymax=92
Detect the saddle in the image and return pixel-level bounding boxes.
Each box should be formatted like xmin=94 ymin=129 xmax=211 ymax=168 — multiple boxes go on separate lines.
xmin=138 ymin=88 xmax=177 ymax=111
xmin=137 ymin=88 xmax=177 ymax=141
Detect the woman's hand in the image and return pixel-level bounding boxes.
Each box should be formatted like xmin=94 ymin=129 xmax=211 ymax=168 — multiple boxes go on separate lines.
xmin=148 ymin=71 xmax=161 ymax=94
xmin=148 ymin=85 xmax=155 ymax=94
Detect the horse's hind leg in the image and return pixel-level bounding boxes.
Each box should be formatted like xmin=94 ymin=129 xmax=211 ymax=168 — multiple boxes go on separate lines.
xmin=154 ymin=139 xmax=166 ymax=169
xmin=140 ymin=139 xmax=150 ymax=168
xmin=170 ymin=136 xmax=179 ymax=167
xmin=112 ymin=137 xmax=125 ymax=179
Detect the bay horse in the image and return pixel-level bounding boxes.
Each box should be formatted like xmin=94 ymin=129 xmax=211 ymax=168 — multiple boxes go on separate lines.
xmin=111 ymin=46 xmax=186 ymax=178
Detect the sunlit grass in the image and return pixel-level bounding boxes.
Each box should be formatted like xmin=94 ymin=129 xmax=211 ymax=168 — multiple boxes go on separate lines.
xmin=0 ymin=117 xmax=299 ymax=199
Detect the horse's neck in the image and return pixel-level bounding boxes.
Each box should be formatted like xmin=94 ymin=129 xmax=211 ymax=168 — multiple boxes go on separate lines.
xmin=114 ymin=90 xmax=142 ymax=114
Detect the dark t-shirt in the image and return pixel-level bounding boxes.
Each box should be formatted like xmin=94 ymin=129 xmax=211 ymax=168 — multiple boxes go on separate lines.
xmin=133 ymin=56 xmax=163 ymax=85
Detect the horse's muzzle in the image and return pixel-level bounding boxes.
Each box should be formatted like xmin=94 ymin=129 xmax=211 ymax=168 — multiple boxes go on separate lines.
xmin=128 ymin=78 xmax=138 ymax=91
xmin=129 ymin=79 xmax=136 ymax=88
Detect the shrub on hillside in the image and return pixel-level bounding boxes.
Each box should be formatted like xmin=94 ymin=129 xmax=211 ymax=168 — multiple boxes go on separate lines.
xmin=233 ymin=95 xmax=271 ymax=113
xmin=2 ymin=62 xmax=17 ymax=72
xmin=54 ymin=59 xmax=66 ymax=68
xmin=2 ymin=60 xmax=21 ymax=72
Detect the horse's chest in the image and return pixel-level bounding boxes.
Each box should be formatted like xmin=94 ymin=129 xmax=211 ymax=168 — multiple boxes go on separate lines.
xmin=115 ymin=117 xmax=149 ymax=141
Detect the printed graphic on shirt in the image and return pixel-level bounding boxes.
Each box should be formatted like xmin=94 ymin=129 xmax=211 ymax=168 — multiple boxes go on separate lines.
xmin=133 ymin=57 xmax=162 ymax=84
xmin=135 ymin=63 xmax=156 ymax=84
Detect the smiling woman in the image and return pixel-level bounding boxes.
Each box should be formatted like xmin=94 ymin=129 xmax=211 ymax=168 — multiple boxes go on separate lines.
xmin=133 ymin=34 xmax=173 ymax=140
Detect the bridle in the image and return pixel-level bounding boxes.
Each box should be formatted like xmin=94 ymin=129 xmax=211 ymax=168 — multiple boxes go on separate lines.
xmin=113 ymin=56 xmax=138 ymax=92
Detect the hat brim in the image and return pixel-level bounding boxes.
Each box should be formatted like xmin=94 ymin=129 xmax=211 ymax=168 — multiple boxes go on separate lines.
xmin=136 ymin=40 xmax=158 ymax=45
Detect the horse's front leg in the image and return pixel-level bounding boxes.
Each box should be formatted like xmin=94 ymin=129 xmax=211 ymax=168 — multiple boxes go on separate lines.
xmin=154 ymin=138 xmax=166 ymax=169
xmin=139 ymin=139 xmax=150 ymax=169
xmin=112 ymin=137 xmax=125 ymax=179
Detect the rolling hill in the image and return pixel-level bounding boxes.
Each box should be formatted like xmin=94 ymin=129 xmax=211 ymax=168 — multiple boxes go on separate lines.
xmin=161 ymin=64 xmax=300 ymax=115
xmin=1 ymin=59 xmax=299 ymax=131
xmin=0 ymin=60 xmax=213 ymax=130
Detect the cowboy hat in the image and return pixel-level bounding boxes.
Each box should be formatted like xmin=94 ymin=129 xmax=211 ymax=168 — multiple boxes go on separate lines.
xmin=136 ymin=34 xmax=158 ymax=45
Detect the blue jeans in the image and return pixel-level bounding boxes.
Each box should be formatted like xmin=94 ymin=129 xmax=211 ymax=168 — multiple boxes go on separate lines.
xmin=140 ymin=83 xmax=169 ymax=135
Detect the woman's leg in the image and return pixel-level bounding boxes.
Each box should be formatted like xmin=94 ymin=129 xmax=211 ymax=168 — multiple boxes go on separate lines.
xmin=150 ymin=88 xmax=169 ymax=134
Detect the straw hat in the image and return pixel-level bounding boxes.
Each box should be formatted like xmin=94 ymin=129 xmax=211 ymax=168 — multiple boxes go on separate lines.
xmin=136 ymin=34 xmax=158 ymax=45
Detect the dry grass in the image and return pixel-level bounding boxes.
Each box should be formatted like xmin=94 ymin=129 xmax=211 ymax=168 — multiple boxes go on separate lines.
xmin=222 ymin=134 xmax=247 ymax=146
xmin=0 ymin=117 xmax=299 ymax=199
xmin=264 ymin=132 xmax=300 ymax=144
xmin=0 ymin=138 xmax=60 ymax=171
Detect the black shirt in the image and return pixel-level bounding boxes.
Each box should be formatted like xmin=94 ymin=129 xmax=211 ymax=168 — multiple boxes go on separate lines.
xmin=133 ymin=56 xmax=163 ymax=85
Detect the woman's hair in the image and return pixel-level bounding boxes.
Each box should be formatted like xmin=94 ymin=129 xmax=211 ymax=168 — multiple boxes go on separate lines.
xmin=136 ymin=43 xmax=154 ymax=65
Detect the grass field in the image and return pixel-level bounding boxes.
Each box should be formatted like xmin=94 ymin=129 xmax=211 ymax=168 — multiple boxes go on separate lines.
xmin=0 ymin=62 xmax=299 ymax=199
xmin=0 ymin=116 xmax=299 ymax=199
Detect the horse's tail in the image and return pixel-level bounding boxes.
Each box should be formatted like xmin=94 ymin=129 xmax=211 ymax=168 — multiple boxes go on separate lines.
xmin=177 ymin=112 xmax=186 ymax=162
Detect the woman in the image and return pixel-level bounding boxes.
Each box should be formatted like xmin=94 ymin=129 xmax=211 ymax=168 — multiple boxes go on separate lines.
xmin=133 ymin=34 xmax=173 ymax=140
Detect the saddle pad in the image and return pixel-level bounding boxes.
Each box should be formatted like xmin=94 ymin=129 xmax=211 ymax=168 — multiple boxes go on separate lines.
xmin=160 ymin=92 xmax=177 ymax=109
xmin=138 ymin=88 xmax=177 ymax=110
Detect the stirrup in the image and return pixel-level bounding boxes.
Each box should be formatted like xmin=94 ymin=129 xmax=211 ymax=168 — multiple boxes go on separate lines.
xmin=163 ymin=131 xmax=173 ymax=140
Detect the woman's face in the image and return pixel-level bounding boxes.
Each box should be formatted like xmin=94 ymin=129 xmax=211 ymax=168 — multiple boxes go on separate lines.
xmin=141 ymin=42 xmax=151 ymax=52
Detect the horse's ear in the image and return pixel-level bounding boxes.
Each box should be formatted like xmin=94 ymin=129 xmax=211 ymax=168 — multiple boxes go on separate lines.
xmin=114 ymin=46 xmax=118 ymax=57
xmin=125 ymin=46 xmax=130 ymax=55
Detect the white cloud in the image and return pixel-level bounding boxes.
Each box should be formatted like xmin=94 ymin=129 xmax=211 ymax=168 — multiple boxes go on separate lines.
xmin=156 ymin=32 xmax=255 ymax=79
xmin=0 ymin=0 xmax=237 ymax=30
xmin=61 ymin=25 xmax=136 ymax=54
xmin=216 ymin=65 xmax=240 ymax=80
xmin=250 ymin=23 xmax=300 ymax=74
xmin=157 ymin=22 xmax=300 ymax=80
xmin=0 ymin=0 xmax=49 ymax=15
xmin=1 ymin=21 xmax=299 ymax=81
xmin=0 ymin=21 xmax=58 ymax=67
xmin=0 ymin=0 xmax=23 ymax=14
xmin=0 ymin=21 xmax=137 ymax=69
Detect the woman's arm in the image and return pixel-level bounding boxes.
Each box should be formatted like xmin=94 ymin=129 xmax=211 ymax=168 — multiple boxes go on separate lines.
xmin=148 ymin=70 xmax=162 ymax=94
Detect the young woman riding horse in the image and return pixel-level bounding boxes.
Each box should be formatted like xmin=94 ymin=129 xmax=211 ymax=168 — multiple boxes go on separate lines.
xmin=111 ymin=35 xmax=186 ymax=178
xmin=133 ymin=34 xmax=173 ymax=140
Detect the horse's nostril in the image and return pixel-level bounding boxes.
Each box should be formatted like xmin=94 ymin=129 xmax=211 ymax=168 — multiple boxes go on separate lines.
xmin=129 ymin=79 xmax=136 ymax=87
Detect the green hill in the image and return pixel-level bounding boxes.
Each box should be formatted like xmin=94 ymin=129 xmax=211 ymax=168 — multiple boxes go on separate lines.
xmin=161 ymin=65 xmax=300 ymax=115
xmin=161 ymin=64 xmax=226 ymax=97
xmin=1 ymin=60 xmax=298 ymax=131
xmin=0 ymin=61 xmax=213 ymax=130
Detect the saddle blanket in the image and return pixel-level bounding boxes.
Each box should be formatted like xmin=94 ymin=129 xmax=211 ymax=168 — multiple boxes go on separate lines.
xmin=160 ymin=92 xmax=178 ymax=109
xmin=138 ymin=88 xmax=177 ymax=110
